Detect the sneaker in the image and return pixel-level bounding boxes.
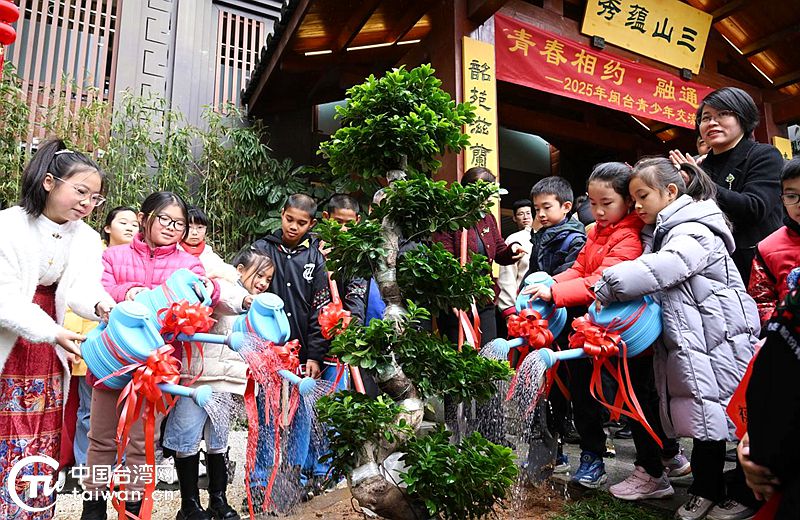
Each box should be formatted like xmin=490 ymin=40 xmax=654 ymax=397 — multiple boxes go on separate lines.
xmin=610 ymin=466 xmax=674 ymax=501
xmin=553 ymin=454 xmax=569 ymax=474
xmin=604 ymin=437 xmax=616 ymax=458
xmin=675 ymin=495 xmax=716 ymax=520
xmin=571 ymin=451 xmax=607 ymax=489
xmin=662 ymin=449 xmax=692 ymax=478
xmin=706 ymin=499 xmax=757 ymax=520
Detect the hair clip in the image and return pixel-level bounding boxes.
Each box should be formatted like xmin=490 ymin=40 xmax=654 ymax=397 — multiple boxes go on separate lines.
xmin=54 ymin=149 xmax=74 ymax=156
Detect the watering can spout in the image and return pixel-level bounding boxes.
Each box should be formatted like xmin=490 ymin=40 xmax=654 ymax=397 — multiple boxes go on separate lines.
xmin=277 ymin=369 xmax=317 ymax=396
xmin=538 ymin=347 xmax=588 ymax=368
xmin=159 ymin=383 xmax=213 ymax=407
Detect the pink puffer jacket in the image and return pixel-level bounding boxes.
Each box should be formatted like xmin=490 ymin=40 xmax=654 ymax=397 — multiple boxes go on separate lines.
xmin=101 ymin=233 xmax=219 ymax=304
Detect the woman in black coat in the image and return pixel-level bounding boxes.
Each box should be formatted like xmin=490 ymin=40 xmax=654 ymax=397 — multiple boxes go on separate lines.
xmin=671 ymin=87 xmax=784 ymax=283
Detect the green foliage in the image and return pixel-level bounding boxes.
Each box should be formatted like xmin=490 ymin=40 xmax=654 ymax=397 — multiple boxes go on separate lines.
xmin=0 ymin=62 xmax=29 ymax=205
xmin=395 ymin=328 xmax=514 ymax=401
xmin=553 ymin=493 xmax=667 ymax=520
xmin=371 ymin=173 xmax=497 ymax=239
xmin=400 ymin=427 xmax=518 ymax=520
xmin=330 ymin=303 xmax=512 ymax=401
xmin=314 ymin=219 xmax=386 ymax=282
xmin=319 ymin=64 xmax=475 ymax=190
xmin=328 ymin=302 xmax=429 ymax=371
xmin=397 ymin=242 xmax=494 ymax=314
xmin=316 ymin=392 xmax=412 ymax=480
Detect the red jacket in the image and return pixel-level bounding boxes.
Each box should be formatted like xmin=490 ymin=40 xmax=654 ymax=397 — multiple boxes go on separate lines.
xmin=749 ymin=222 xmax=800 ymax=325
xmin=434 ymin=213 xmax=520 ymax=298
xmin=552 ymin=212 xmax=644 ymax=308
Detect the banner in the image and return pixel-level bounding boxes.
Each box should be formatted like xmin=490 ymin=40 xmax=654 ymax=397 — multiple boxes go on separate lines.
xmin=462 ymin=36 xmax=499 ymax=176
xmin=581 ymin=0 xmax=711 ymax=73
xmin=495 ymin=14 xmax=714 ymax=129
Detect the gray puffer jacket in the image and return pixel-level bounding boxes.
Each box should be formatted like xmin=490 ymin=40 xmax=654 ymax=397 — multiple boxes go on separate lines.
xmin=594 ymin=195 xmax=759 ymax=441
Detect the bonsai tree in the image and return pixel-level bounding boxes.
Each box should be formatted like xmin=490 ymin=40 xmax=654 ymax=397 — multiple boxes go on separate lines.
xmin=315 ymin=64 xmax=517 ymax=519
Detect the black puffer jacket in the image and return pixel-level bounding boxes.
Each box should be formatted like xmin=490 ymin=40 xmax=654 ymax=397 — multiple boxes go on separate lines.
xmin=523 ymin=217 xmax=586 ymax=281
xmin=253 ymin=231 xmax=331 ymax=363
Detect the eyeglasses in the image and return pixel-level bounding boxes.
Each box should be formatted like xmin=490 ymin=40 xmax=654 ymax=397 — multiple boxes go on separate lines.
xmin=189 ymin=224 xmax=207 ymax=232
xmin=155 ymin=214 xmax=187 ymax=231
xmin=53 ymin=176 xmax=106 ymax=207
xmin=781 ymin=193 xmax=800 ymax=206
xmin=698 ymin=110 xmax=736 ymax=125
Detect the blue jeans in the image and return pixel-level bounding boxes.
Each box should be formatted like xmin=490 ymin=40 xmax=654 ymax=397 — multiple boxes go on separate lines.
xmin=73 ymin=376 xmax=92 ymax=466
xmin=162 ymin=393 xmax=229 ymax=455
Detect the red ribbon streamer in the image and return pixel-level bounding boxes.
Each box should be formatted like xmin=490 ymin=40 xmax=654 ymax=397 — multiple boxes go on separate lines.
xmin=568 ymin=304 xmax=663 ymax=449
xmin=244 ymin=338 xmax=303 ymax=515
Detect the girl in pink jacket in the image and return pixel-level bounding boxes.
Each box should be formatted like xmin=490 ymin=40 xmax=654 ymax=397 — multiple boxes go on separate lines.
xmin=82 ymin=191 xmax=219 ymax=518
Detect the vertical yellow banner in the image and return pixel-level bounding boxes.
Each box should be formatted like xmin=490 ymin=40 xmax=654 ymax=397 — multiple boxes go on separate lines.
xmin=463 ymin=36 xmax=499 ymax=179
xmin=773 ymin=136 xmax=793 ymax=160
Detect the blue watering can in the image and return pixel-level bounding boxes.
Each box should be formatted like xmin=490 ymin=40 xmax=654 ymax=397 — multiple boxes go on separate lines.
xmin=82 ymin=301 xmax=214 ymax=407
xmin=514 ymin=272 xmax=567 ymax=338
xmin=538 ymin=296 xmax=662 ymax=368
xmin=173 ymin=292 xmax=314 ymax=396
xmin=134 ymin=268 xmax=211 ymax=321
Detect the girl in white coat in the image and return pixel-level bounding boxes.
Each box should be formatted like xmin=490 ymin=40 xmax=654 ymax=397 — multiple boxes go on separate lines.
xmin=0 ymin=139 xmax=114 ymax=517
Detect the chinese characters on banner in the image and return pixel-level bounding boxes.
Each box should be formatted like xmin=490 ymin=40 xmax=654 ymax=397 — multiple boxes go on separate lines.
xmin=462 ymin=36 xmax=499 ymax=176
xmin=495 ymin=14 xmax=714 ymax=129
xmin=581 ymin=0 xmax=711 ymax=73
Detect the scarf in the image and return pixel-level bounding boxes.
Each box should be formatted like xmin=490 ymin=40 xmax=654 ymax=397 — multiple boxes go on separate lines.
xmin=181 ymin=240 xmax=206 ymax=257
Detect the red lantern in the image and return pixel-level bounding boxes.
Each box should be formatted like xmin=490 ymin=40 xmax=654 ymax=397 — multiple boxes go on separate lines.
xmin=0 ymin=0 xmax=19 ymax=77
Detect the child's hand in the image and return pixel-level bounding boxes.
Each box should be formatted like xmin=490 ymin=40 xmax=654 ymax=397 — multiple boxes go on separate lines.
xmin=55 ymin=328 xmax=84 ymax=364
xmin=594 ymin=300 xmax=603 ymax=313
xmin=738 ymin=433 xmax=780 ymax=501
xmin=521 ymin=283 xmax=552 ymax=302
xmin=201 ymin=277 xmax=215 ymax=295
xmin=306 ymin=360 xmax=322 ymax=379
xmin=242 ymin=294 xmax=254 ymax=310
xmin=125 ymin=287 xmax=145 ymax=301
xmin=95 ymin=301 xmax=114 ymax=322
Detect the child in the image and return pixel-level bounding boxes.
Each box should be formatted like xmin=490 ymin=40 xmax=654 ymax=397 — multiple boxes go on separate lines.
xmin=321 ymin=194 xmax=366 ymax=325
xmin=0 ymin=139 xmax=114 ymax=517
xmin=83 ymin=191 xmax=220 ymax=519
xmin=163 ymin=245 xmax=274 ymax=520
xmin=594 ymin=157 xmax=759 ymax=520
xmin=522 ymin=166 xmax=645 ymax=487
xmin=180 ymin=205 xmax=238 ymax=282
xmin=749 ymin=158 xmax=800 ymax=325
xmin=66 ymin=206 xmax=138 ymax=471
xmin=251 ymin=194 xmax=330 ymax=500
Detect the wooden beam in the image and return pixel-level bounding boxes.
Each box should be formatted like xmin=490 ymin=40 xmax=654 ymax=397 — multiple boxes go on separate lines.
xmin=771 ymin=95 xmax=800 ymax=124
xmin=385 ymin=0 xmax=432 ymax=43
xmin=245 ymin=0 xmax=312 ymax=111
xmin=771 ymin=69 xmax=800 ymax=90
xmin=498 ymin=102 xmax=639 ymax=151
xmin=711 ymin=0 xmax=748 ymax=23
xmin=467 ymin=0 xmax=509 ymax=25
xmin=332 ymin=0 xmax=382 ymax=52
xmin=740 ymin=23 xmax=800 ymax=57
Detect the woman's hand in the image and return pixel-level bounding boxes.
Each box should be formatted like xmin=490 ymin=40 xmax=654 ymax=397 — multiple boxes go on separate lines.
xmin=55 ymin=328 xmax=84 ymax=364
xmin=510 ymin=243 xmax=525 ymax=262
xmin=95 ymin=301 xmax=114 ymax=323
xmin=125 ymin=287 xmax=145 ymax=301
xmin=738 ymin=432 xmax=781 ymax=501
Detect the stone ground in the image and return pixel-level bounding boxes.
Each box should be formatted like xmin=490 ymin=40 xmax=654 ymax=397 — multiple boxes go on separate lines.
xmin=55 ymin=424 xmax=736 ymax=519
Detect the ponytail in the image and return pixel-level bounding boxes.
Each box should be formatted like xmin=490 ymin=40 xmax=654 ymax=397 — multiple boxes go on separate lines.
xmin=677 ymin=163 xmax=717 ymax=201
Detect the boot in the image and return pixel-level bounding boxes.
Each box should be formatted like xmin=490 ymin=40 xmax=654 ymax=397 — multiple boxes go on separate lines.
xmin=206 ymin=452 xmax=241 ymax=520
xmin=175 ymin=454 xmax=212 ymax=520
xmin=125 ymin=500 xmax=142 ymax=516
xmin=80 ymin=497 xmax=107 ymax=520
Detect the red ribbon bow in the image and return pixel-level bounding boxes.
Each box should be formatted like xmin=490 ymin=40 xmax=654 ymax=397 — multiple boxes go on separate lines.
xmin=158 ymin=300 xmax=216 ymax=339
xmin=567 ymin=306 xmax=663 ymax=449
xmin=508 ymin=308 xmax=555 ymax=350
xmin=109 ymin=345 xmax=182 ymax=519
xmin=319 ymin=275 xmax=351 ymax=339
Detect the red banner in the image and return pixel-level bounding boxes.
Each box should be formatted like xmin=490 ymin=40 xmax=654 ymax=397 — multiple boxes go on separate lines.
xmin=495 ymin=14 xmax=714 ymax=129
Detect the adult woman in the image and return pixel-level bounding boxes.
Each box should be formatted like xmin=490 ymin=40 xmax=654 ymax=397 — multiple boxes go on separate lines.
xmin=671 ymin=87 xmax=784 ymax=282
